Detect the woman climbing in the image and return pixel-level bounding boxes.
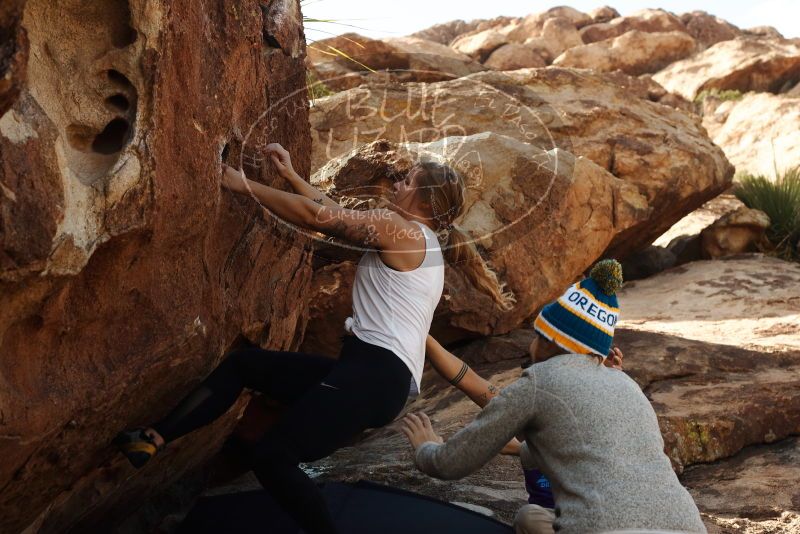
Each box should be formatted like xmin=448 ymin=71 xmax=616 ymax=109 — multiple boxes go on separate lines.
xmin=115 ymin=142 xmax=513 ymax=534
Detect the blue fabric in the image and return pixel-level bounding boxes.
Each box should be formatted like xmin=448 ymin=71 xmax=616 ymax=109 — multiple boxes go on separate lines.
xmin=523 ymin=468 xmax=555 ymax=509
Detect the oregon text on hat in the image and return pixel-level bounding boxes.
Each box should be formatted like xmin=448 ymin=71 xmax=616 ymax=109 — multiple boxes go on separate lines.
xmin=558 ymin=284 xmax=619 ymax=332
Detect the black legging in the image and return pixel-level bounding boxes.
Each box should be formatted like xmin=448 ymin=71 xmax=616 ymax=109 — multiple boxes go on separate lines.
xmin=151 ymin=335 xmax=412 ymax=534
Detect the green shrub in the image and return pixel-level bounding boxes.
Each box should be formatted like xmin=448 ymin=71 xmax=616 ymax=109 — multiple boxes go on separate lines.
xmin=734 ymin=166 xmax=800 ymax=259
xmin=694 ymin=89 xmax=744 ymax=104
xmin=306 ymin=70 xmax=335 ymax=103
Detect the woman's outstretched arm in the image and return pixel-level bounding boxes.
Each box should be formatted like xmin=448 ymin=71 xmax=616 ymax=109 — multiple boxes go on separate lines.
xmin=264 ymin=143 xmax=340 ymax=208
xmin=426 ymin=335 xmax=521 ymax=455
xmin=222 ymin=165 xmax=424 ymax=269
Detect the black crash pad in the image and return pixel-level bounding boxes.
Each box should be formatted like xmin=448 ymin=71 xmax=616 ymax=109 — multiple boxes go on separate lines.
xmin=178 ymin=480 xmax=512 ymax=533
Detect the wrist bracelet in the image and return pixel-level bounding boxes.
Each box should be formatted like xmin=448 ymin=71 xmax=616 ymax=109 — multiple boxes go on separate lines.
xmin=449 ymin=361 xmax=469 ymax=386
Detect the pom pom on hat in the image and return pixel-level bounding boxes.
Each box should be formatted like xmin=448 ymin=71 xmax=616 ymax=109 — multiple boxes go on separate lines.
xmin=589 ymin=259 xmax=623 ymax=296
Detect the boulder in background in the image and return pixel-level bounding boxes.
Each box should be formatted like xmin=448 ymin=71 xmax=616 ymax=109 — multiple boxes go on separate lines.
xmin=554 ymin=30 xmax=697 ymax=75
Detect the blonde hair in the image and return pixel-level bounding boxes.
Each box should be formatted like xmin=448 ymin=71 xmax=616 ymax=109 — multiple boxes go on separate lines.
xmin=410 ymin=161 xmax=515 ymax=311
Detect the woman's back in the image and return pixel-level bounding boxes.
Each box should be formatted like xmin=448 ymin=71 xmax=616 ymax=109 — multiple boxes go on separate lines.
xmin=349 ymin=222 xmax=444 ymax=394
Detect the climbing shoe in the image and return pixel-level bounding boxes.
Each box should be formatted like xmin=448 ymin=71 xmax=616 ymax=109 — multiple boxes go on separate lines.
xmin=114 ymin=428 xmax=162 ymax=468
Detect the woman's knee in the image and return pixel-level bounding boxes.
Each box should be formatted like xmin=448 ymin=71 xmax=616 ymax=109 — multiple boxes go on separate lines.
xmin=514 ymin=504 xmax=555 ymax=534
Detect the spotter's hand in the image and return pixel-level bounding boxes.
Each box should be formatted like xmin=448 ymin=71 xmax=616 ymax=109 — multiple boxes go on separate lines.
xmin=401 ymin=412 xmax=443 ymax=451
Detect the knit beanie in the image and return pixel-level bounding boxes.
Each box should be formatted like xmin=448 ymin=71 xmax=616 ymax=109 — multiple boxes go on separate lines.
xmin=533 ymin=259 xmax=623 ymax=358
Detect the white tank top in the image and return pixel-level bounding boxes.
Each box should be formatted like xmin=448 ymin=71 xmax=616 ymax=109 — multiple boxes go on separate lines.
xmin=347 ymin=221 xmax=444 ymax=395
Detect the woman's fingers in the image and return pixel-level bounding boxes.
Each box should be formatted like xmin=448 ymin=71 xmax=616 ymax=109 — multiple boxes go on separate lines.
xmin=265 ymin=143 xmax=290 ymax=160
xmin=420 ymin=412 xmax=433 ymax=429
xmin=270 ymin=154 xmax=286 ymax=169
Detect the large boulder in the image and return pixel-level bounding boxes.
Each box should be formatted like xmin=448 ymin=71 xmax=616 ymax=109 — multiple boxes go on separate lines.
xmin=654 ymin=194 xmax=744 ymax=247
xmin=500 ymin=7 xmax=588 ymax=45
xmin=679 ymin=10 xmax=741 ymax=50
xmin=484 ymin=43 xmax=546 ymax=70
xmin=301 ymin=133 xmax=649 ymax=351
xmin=700 ymin=206 xmax=770 ymax=258
xmin=309 ymin=68 xmax=734 ymax=257
xmin=553 ymin=30 xmax=697 ymax=75
xmin=588 ymin=6 xmax=620 ymax=24
xmin=451 ymin=29 xmax=508 ymax=62
xmin=307 ymin=34 xmax=485 ymax=92
xmin=0 ymin=0 xmax=313 ymax=531
xmin=535 ymin=6 xmax=593 ymax=29
xmin=411 ymin=16 xmax=518 ymax=46
xmin=579 ymin=8 xmax=687 ymax=44
xmin=521 ymin=16 xmax=583 ymax=63
xmin=745 ymin=26 xmax=784 ymax=39
xmin=653 ymin=37 xmax=800 ymax=100
xmin=701 ymin=92 xmax=800 ymax=178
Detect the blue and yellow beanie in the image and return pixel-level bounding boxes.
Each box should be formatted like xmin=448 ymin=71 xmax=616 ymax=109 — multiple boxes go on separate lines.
xmin=533 ymin=259 xmax=623 ymax=358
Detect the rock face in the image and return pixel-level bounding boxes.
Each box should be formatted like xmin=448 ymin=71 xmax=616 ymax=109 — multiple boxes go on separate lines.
xmin=683 ymin=437 xmax=800 ymax=532
xmin=554 ymin=30 xmax=697 ymax=75
xmin=306 ymin=33 xmax=485 ymax=92
xmin=0 ymin=0 xmax=27 ymax=115
xmin=700 ymin=207 xmax=770 ymax=258
xmin=653 ymin=37 xmax=800 ymax=99
xmin=309 ymin=256 xmax=800 ymax=530
xmin=597 ymin=71 xmax=694 ymax=112
xmin=702 ymin=92 xmax=800 ymax=178
xmin=411 ymin=16 xmax=517 ymax=46
xmin=301 ymin=133 xmax=649 ymax=352
xmin=310 ymin=68 xmax=733 ymax=258
xmin=579 ymin=8 xmax=686 ymax=44
xmin=0 ymin=0 xmax=313 ymax=532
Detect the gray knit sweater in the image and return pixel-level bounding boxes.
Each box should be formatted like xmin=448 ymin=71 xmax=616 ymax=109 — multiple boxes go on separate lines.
xmin=415 ymin=354 xmax=706 ymax=534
